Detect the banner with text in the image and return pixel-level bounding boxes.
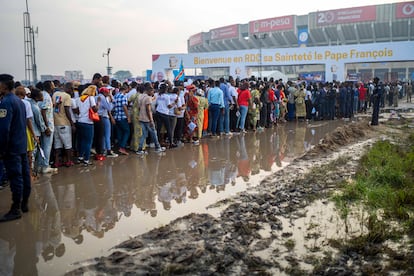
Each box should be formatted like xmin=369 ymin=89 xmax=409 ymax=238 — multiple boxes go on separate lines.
xmin=316 ymin=5 xmax=376 ymax=26
xmin=210 ymin=24 xmax=239 ymax=40
xmin=249 ymin=15 xmax=293 ymax=33
xmin=152 ymin=41 xmax=414 ymax=81
xmin=189 ymin=33 xmax=203 ymax=47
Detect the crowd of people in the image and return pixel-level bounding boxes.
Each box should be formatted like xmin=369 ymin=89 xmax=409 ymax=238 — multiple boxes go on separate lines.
xmin=0 ymin=72 xmax=412 ymax=222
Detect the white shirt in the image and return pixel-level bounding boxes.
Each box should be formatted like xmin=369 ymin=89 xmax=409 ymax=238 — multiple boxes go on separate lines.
xmin=126 ymin=88 xmax=137 ymax=100
xmin=228 ymin=85 xmax=238 ymax=104
xmin=155 ymin=93 xmax=172 ymax=115
xmin=23 ymin=98 xmax=33 ymax=119
xmin=76 ymin=96 xmax=96 ymax=124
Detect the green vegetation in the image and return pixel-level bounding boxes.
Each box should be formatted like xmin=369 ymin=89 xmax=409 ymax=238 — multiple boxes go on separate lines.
xmin=334 ymin=132 xmax=414 ymax=237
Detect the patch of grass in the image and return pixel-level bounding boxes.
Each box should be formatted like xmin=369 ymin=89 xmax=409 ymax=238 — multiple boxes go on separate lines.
xmin=334 ymin=137 xmax=414 ymax=235
xmin=284 ymin=239 xmax=296 ymax=251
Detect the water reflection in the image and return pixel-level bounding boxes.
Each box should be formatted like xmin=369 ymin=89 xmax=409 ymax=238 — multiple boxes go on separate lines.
xmin=0 ymin=121 xmax=344 ymax=275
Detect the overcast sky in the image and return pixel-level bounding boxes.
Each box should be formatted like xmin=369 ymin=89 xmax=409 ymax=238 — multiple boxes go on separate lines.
xmin=0 ymin=0 xmax=403 ymax=81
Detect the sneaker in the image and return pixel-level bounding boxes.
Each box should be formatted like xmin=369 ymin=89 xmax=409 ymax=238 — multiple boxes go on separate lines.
xmin=118 ymin=148 xmax=129 ymax=155
xmin=107 ymin=151 xmax=118 ymax=158
xmin=169 ymin=143 xmax=178 ymax=149
xmin=76 ymin=157 xmax=84 ymax=164
xmin=83 ymin=160 xmax=93 ymax=166
xmin=192 ymin=140 xmax=200 ymax=145
xmin=90 ymin=148 xmax=97 ymax=155
xmin=65 ymin=161 xmax=75 ymax=167
xmin=21 ymin=200 xmax=29 ymax=213
xmin=155 ymin=147 xmax=166 ymax=153
xmin=52 ymin=162 xmax=62 ymax=168
xmin=225 ymin=132 xmax=233 ymax=136
xmin=149 ymin=143 xmax=155 ymax=148
xmin=136 ymin=150 xmax=148 ymax=155
xmin=0 ymin=208 xmax=22 ymax=223
xmin=41 ymin=167 xmax=58 ymax=174
xmin=94 ymin=154 xmax=106 ymax=161
xmin=241 ymin=129 xmax=247 ymax=134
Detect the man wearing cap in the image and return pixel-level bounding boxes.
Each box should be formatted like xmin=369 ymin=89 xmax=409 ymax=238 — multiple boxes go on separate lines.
xmin=0 ymin=74 xmax=31 ymax=222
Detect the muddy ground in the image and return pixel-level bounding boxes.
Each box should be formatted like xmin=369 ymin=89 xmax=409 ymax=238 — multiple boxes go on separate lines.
xmin=67 ymin=113 xmax=414 ymax=275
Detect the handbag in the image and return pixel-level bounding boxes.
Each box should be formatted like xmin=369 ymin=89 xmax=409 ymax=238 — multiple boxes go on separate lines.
xmin=174 ymin=107 xmax=181 ymax=115
xmin=88 ymin=96 xmax=100 ymax=122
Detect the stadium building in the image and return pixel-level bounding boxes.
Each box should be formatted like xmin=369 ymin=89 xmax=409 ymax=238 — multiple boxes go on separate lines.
xmin=151 ymin=1 xmax=414 ymax=83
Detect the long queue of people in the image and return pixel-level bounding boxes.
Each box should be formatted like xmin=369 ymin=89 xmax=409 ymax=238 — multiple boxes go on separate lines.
xmin=1 ymin=72 xmax=412 ymax=222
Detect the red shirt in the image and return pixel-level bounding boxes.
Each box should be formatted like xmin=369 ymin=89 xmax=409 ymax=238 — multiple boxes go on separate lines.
xmin=358 ymin=86 xmax=367 ymax=100
xmin=237 ymin=89 xmax=251 ymax=107
xmin=268 ymin=89 xmax=275 ymax=102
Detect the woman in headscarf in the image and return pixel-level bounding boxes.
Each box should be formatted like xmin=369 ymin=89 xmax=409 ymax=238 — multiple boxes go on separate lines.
xmin=184 ymin=84 xmax=199 ymax=144
xmin=75 ymin=85 xmax=98 ymax=166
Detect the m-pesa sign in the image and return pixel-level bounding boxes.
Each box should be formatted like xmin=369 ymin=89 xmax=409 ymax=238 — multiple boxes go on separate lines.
xmin=249 ymin=15 xmax=293 ymax=33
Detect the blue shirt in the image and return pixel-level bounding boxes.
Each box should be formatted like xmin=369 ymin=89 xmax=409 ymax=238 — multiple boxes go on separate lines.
xmin=207 ymin=87 xmax=224 ymax=108
xmin=0 ymin=93 xmax=27 ymax=156
xmin=220 ymin=82 xmax=231 ymax=107
xmin=97 ymin=94 xmax=113 ymax=118
xmin=114 ymin=93 xmax=128 ymax=120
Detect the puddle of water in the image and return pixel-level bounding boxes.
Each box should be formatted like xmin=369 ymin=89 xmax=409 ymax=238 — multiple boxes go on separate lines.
xmin=0 ymin=121 xmax=346 ymax=275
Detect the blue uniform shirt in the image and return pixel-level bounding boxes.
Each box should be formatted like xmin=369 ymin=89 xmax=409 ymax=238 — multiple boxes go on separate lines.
xmin=0 ymin=93 xmax=27 ymax=156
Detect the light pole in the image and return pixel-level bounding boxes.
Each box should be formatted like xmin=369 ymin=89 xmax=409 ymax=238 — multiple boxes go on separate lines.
xmin=253 ymin=34 xmax=267 ymax=80
xmin=102 ymin=48 xmax=112 ymax=76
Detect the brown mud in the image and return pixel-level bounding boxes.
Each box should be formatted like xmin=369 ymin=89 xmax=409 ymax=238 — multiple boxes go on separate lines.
xmin=67 ymin=113 xmax=414 ymax=275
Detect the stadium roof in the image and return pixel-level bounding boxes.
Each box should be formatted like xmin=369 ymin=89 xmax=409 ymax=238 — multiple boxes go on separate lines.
xmin=188 ymin=1 xmax=413 ymax=52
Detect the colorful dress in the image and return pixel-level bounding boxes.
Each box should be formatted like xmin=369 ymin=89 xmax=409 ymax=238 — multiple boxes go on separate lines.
xmin=294 ymin=88 xmax=306 ymax=118
xmin=184 ymin=93 xmax=199 ymax=140
xmin=129 ymin=93 xmax=143 ymax=151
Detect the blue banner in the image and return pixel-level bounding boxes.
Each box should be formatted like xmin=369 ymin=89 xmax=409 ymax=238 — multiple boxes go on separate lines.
xmin=298 ymin=28 xmax=309 ymax=47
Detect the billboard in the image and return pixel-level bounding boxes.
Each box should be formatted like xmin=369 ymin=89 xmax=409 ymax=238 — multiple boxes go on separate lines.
xmin=249 ymin=15 xmax=293 ymax=33
xmin=189 ymin=33 xmax=203 ymax=47
xmin=210 ymin=24 xmax=239 ymax=40
xmin=152 ymin=41 xmax=414 ymax=82
xmin=316 ymin=5 xmax=376 ymax=26
xmin=396 ymin=1 xmax=414 ymax=19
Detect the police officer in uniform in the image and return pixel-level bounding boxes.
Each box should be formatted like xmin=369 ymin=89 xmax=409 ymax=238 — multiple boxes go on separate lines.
xmin=371 ymin=77 xmax=382 ymax=126
xmin=0 ymin=74 xmax=31 ymax=222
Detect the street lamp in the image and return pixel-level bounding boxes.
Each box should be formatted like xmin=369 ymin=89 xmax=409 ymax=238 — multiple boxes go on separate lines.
xmin=102 ymin=48 xmax=112 ymax=76
xmin=253 ymin=34 xmax=267 ymax=80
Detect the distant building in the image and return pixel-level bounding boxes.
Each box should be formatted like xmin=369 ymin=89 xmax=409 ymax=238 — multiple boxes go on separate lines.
xmin=40 ymin=75 xmax=65 ymax=83
xmin=65 ymin=70 xmax=84 ymax=82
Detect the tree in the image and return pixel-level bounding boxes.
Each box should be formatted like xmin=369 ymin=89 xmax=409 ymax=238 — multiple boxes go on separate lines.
xmin=113 ymin=70 xmax=132 ymax=81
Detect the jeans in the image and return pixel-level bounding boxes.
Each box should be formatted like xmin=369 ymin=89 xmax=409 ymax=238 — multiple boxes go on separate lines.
xmin=209 ymin=104 xmax=221 ymax=135
xmin=116 ymin=119 xmax=130 ymax=148
xmin=139 ymin=121 xmax=161 ymax=150
xmin=94 ymin=117 xmax=105 ymax=154
xmin=236 ymin=105 xmax=248 ymax=130
xmin=353 ymin=96 xmax=359 ymax=113
xmin=77 ymin=122 xmax=94 ymax=161
xmin=4 ymin=153 xmax=31 ymax=205
xmin=39 ymin=132 xmax=54 ymax=168
xmin=222 ymin=105 xmax=230 ymax=133
xmin=102 ymin=117 xmax=111 ymax=151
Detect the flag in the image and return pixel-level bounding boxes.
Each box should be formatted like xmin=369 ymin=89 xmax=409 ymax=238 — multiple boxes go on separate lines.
xmin=174 ymin=60 xmax=185 ymax=81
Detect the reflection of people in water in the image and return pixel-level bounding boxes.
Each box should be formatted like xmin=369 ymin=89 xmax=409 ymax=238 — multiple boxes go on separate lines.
xmin=36 ymin=175 xmax=64 ymax=262
xmin=0 ymin=214 xmax=38 ymax=276
xmin=135 ymin=156 xmax=159 ymax=217
xmin=236 ymin=135 xmax=251 ymax=182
